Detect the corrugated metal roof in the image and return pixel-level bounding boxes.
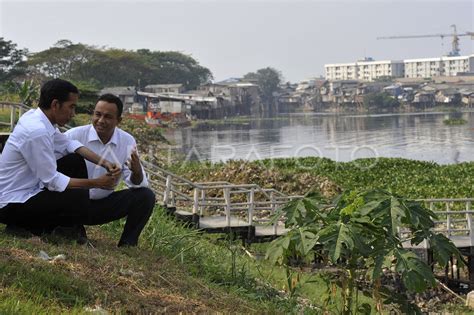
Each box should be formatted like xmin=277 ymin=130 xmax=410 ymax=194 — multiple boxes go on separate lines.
xmin=145 ymin=84 xmax=183 ymax=89
xmin=100 ymin=86 xmax=136 ymax=96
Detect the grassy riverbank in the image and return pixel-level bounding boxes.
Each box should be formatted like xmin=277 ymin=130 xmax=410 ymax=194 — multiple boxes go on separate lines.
xmin=0 ymin=207 xmax=311 ymax=314
xmin=2 ymin=205 xmax=382 ymax=313
xmin=1 ymin=203 xmax=472 ymax=313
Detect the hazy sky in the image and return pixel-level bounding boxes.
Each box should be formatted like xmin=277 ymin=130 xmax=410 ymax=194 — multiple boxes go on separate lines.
xmin=1 ymin=0 xmax=472 ymax=82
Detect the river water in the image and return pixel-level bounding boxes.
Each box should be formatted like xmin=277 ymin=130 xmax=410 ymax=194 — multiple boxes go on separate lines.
xmin=164 ymin=111 xmax=474 ymax=165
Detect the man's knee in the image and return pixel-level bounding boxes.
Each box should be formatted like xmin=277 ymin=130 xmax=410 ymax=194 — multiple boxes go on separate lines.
xmin=58 ymin=153 xmax=83 ymax=165
xmin=136 ymin=187 xmax=156 ymax=207
xmin=57 ymin=153 xmax=87 ymax=178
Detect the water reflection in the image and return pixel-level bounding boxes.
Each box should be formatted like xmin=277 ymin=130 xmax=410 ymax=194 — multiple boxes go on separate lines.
xmin=164 ymin=111 xmax=474 ymax=164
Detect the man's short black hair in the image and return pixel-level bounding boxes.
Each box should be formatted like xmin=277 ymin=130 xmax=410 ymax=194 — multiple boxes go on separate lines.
xmin=97 ymin=94 xmax=124 ymax=117
xmin=38 ymin=79 xmax=79 ymax=109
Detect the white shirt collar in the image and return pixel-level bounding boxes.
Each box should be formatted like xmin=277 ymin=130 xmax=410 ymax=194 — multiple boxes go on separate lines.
xmin=36 ymin=108 xmax=56 ymax=136
xmin=87 ymin=125 xmax=118 ymax=146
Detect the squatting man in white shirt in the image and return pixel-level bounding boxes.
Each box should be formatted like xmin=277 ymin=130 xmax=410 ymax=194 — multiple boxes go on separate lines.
xmin=0 ymin=79 xmax=155 ymax=247
xmin=65 ymin=93 xmax=155 ymax=247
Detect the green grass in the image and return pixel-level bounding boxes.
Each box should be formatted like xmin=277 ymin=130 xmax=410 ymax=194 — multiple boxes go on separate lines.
xmin=0 ymin=264 xmax=93 ymax=311
xmin=0 ymin=203 xmax=472 ymax=314
xmin=0 ymin=237 xmax=96 ymax=314
xmin=0 ymin=207 xmax=317 ymax=314
xmin=102 ymin=207 xmax=314 ymax=313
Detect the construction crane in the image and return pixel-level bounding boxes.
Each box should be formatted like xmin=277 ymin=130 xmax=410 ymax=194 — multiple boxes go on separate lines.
xmin=377 ymin=25 xmax=474 ymax=56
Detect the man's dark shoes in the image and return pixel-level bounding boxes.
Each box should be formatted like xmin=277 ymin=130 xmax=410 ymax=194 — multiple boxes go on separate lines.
xmin=117 ymin=240 xmax=137 ymax=247
xmin=51 ymin=225 xmax=88 ymax=245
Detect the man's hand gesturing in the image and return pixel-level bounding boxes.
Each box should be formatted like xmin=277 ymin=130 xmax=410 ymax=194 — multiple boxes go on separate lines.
xmin=126 ymin=147 xmax=144 ymax=185
xmin=127 ymin=148 xmax=141 ymax=174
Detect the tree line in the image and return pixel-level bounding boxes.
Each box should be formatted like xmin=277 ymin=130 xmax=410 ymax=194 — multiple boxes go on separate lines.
xmin=0 ymin=38 xmax=213 ymax=91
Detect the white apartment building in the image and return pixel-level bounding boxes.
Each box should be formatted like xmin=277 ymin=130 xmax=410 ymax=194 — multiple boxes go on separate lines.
xmin=325 ymin=62 xmax=358 ymax=80
xmin=325 ymin=60 xmax=404 ymax=81
xmin=404 ymin=55 xmax=474 ymax=78
xmin=357 ymin=60 xmax=404 ymax=81
xmin=325 ymin=55 xmax=474 ymax=81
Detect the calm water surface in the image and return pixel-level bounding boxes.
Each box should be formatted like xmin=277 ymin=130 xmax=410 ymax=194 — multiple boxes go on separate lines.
xmin=164 ymin=111 xmax=474 ymax=164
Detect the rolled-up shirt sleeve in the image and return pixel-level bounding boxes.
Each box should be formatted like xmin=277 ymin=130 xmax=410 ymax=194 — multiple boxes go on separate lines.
xmin=54 ymin=131 xmax=83 ymax=159
xmin=67 ymin=139 xmax=83 ymax=153
xmin=20 ymin=131 xmax=70 ymax=192
xmin=123 ymin=163 xmax=149 ymax=188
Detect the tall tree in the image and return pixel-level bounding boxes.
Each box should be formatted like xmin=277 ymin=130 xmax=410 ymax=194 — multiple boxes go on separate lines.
xmin=243 ymin=67 xmax=282 ymax=106
xmin=82 ymin=49 xmax=153 ymax=87
xmin=144 ymin=51 xmax=213 ymax=89
xmin=0 ymin=37 xmax=27 ymax=82
xmin=27 ymin=40 xmax=98 ymax=80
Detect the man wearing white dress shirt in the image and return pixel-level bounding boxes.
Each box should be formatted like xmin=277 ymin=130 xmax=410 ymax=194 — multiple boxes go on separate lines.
xmin=0 ymin=79 xmax=121 ymax=240
xmin=65 ymin=94 xmax=155 ymax=247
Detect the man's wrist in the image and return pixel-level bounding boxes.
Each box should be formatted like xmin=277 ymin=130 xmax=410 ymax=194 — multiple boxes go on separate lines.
xmin=131 ymin=165 xmax=141 ymax=174
xmin=101 ymin=160 xmax=111 ymax=171
xmin=89 ymin=178 xmax=98 ymax=188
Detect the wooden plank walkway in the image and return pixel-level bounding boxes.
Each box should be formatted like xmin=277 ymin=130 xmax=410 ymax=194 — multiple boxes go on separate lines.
xmin=143 ymin=160 xmax=301 ymax=241
xmin=199 ymin=215 xmax=249 ymax=229
xmin=171 ymin=207 xmax=289 ymax=241
xmin=403 ymin=235 xmax=473 ymax=249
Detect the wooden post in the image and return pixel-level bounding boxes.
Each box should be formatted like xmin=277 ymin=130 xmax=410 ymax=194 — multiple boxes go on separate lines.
xmin=170 ymin=189 xmax=176 ymax=207
xmin=10 ymin=106 xmax=15 ymax=132
xmin=163 ymin=175 xmax=171 ymax=205
xmin=248 ymin=188 xmax=254 ymax=225
xmin=446 ymin=202 xmax=451 ymax=237
xmin=224 ymin=187 xmax=231 ymax=227
xmin=271 ymin=192 xmax=277 ymax=235
xmin=467 ymin=201 xmax=473 ymax=246
xmin=200 ymin=189 xmax=206 ymax=216
xmin=450 ymin=257 xmax=454 ymax=278
xmin=192 ymin=188 xmax=199 ymax=215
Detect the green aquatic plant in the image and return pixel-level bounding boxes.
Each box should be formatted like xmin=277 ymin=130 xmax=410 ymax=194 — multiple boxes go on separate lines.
xmin=443 ymin=118 xmax=467 ymax=125
xmin=266 ymin=189 xmax=463 ymax=314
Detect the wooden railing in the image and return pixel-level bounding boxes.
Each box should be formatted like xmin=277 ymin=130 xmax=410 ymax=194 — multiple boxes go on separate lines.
xmin=0 ymin=102 xmax=30 ymax=132
xmin=399 ymin=198 xmax=474 ymax=248
xmin=142 ymin=160 xmax=302 ymax=236
xmin=424 ymin=198 xmax=474 ymax=246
